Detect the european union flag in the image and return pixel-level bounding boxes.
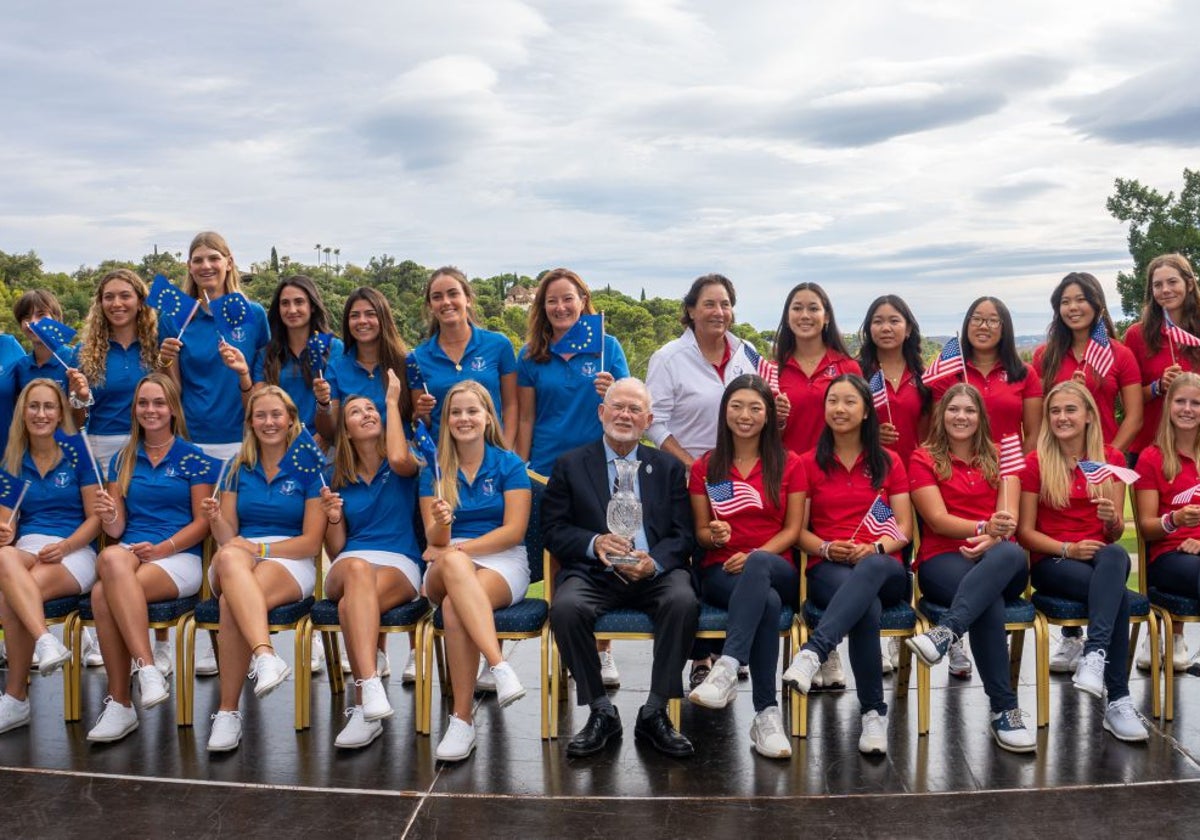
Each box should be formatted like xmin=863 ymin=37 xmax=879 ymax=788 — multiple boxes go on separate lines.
xmin=413 ymin=420 xmax=439 ymax=470
xmin=279 ymin=428 xmax=327 ymax=487
xmin=405 ymin=354 xmax=426 ymax=392
xmin=53 ymin=429 xmax=85 ymax=468
xmin=550 ymin=314 xmax=603 ymax=355
xmin=148 ymin=274 xmax=192 ymax=323
xmin=0 ymin=468 xmax=27 ymax=508
xmin=176 ymin=450 xmax=221 ymax=483
xmin=28 ymin=317 xmax=76 ymax=355
xmin=304 ymin=332 xmax=333 ymax=378
xmin=211 ymin=292 xmax=252 ymax=342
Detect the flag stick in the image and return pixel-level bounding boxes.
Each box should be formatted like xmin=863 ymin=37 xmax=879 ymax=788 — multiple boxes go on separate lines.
xmin=849 ymin=494 xmax=882 ymax=543
xmin=79 ymin=433 xmax=105 ymax=487
xmin=600 ymin=311 xmax=606 ymax=371
xmin=176 ymin=298 xmax=202 ymax=341
xmin=6 ymin=481 xmax=30 ymax=526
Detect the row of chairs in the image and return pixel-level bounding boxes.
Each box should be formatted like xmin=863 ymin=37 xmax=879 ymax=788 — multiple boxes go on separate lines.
xmin=14 ymin=473 xmax=1180 ymax=742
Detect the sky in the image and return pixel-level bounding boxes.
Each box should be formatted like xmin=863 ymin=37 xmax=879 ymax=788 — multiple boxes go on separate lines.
xmin=1 ymin=0 xmax=1197 ymax=335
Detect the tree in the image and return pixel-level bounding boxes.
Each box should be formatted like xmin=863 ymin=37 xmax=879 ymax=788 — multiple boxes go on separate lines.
xmin=270 ymin=247 xmax=279 ymax=273
xmin=1107 ymin=168 xmax=1200 ymax=319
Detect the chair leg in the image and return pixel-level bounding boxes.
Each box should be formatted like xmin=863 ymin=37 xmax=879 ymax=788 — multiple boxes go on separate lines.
xmin=1008 ymin=628 xmax=1026 ymax=691
xmin=293 ymin=618 xmax=311 ymax=731
xmin=1034 ymin=615 xmax=1050 ymax=728
xmin=179 ymin=618 xmax=196 ymax=727
xmin=540 ymin=625 xmax=551 ymax=740
xmin=418 ymin=624 xmax=435 ymax=735
xmin=62 ymin=614 xmax=79 ymax=723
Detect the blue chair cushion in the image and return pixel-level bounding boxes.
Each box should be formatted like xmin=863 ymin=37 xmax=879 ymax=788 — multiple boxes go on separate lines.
xmin=918 ymin=597 xmax=1036 ymax=626
xmin=697 ymin=602 xmax=795 ymax=633
xmin=43 ymin=596 xmax=80 ymax=620
xmin=310 ymin=597 xmax=430 ymax=628
xmin=194 ymin=596 xmax=314 ymax=626
xmin=804 ymin=599 xmax=916 ymax=632
xmin=431 ymin=598 xmax=547 ymax=634
xmin=594 ymin=607 xmax=656 ymax=634
xmin=79 ymin=595 xmax=199 ymax=623
xmin=1149 ymin=587 xmax=1200 ymax=617
xmin=1033 ymin=590 xmax=1150 ymax=620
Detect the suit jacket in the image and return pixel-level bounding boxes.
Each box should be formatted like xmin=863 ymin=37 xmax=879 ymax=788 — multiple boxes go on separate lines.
xmin=542 ymin=440 xmax=694 ymax=586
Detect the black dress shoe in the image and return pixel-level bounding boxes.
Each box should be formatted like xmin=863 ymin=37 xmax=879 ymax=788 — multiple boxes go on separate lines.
xmin=567 ymin=708 xmax=623 ymax=757
xmin=634 ymin=706 xmax=694 ymax=757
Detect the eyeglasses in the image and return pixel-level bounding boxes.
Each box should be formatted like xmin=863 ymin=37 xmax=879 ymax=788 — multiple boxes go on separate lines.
xmin=969 ymin=316 xmax=1002 ymax=329
xmin=606 ymin=402 xmax=646 ymax=416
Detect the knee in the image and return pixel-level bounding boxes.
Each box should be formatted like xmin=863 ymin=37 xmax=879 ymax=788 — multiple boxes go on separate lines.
xmin=96 ymin=547 xmax=131 ymax=580
xmin=439 ymin=550 xmax=473 ymax=580
xmin=0 ymin=547 xmax=22 ymax=579
xmin=740 ymin=551 xmax=774 ymax=581
xmin=1095 ymin=544 xmax=1130 ymax=574
xmin=340 ymin=557 xmax=372 ymax=585
xmin=857 ymin=552 xmax=895 ymax=580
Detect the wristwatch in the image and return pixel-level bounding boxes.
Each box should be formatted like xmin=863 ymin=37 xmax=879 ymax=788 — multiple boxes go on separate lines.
xmin=874 ymin=542 xmax=886 ymax=555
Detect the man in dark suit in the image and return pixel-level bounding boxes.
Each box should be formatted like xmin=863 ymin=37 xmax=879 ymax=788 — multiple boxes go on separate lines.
xmin=543 ymin=377 xmax=698 ymax=758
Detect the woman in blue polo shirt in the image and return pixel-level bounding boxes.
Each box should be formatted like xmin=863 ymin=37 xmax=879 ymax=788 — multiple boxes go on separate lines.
xmin=13 ymin=289 xmax=75 ymax=394
xmin=84 ymin=373 xmax=214 ymax=743
xmin=0 ymin=331 xmax=26 ymax=455
xmin=515 ymin=268 xmax=629 ymax=476
xmin=252 ymin=275 xmax=343 ymax=441
xmin=0 ymin=379 xmax=101 ymax=734
xmin=420 ymin=380 xmax=531 ymax=762
xmin=412 ymin=267 xmax=517 ymax=444
xmin=315 ymin=287 xmax=413 ymax=440
xmin=200 ymin=386 xmax=326 ymax=752
xmin=158 ymin=231 xmax=269 ymax=462
xmin=319 ymin=370 xmax=422 ymax=749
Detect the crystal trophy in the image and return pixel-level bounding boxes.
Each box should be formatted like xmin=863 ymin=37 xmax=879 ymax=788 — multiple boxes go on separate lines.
xmin=605 ymin=458 xmax=642 ymax=566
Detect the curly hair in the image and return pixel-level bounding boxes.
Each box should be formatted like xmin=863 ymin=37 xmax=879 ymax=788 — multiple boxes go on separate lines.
xmin=76 ymin=269 xmax=161 ymax=387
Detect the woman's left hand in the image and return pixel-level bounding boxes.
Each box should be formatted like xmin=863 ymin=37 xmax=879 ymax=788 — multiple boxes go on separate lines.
xmin=423 ymin=545 xmax=449 ymax=564
xmin=431 ymin=498 xmax=455 ymax=528
xmin=1093 ymin=496 xmax=1119 ymax=525
xmin=1181 ymin=538 xmax=1200 ymax=555
xmin=775 ymin=392 xmax=791 ymax=425
xmin=128 ymin=541 xmax=160 ymax=563
xmin=593 ymin=371 xmax=615 ymax=397
xmin=218 ymin=341 xmax=249 ymax=376
xmin=37 ymin=541 xmax=69 ymax=564
xmin=722 ymin=552 xmax=747 ymax=574
xmin=387 ymin=368 xmax=403 ymax=403
xmin=879 ymin=422 xmax=900 ymax=445
xmin=959 ymin=534 xmax=998 ymax=559
xmin=228 ymin=536 xmax=259 ymax=557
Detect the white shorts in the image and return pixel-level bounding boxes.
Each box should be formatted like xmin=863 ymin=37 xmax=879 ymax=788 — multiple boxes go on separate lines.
xmin=208 ymin=535 xmax=316 ymax=599
xmin=16 ymin=534 xmax=98 ymax=593
xmin=196 ymin=441 xmax=242 ymax=462
xmin=117 ymin=543 xmax=202 ymax=598
xmin=332 ymin=550 xmax=422 ymax=596
xmin=449 ymin=539 xmax=529 ymax=606
xmin=88 ymin=434 xmax=129 ymax=470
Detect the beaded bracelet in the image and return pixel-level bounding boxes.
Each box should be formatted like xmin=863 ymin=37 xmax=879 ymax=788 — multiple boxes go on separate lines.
xmin=1162 ymin=512 xmax=1179 ymax=535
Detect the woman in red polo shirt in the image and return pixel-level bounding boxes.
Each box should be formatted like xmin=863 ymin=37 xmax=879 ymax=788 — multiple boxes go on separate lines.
xmin=904 ymin=383 xmax=1034 ymax=753
xmin=933 ymin=296 xmax=1042 ymax=451
xmin=1134 ymin=372 xmax=1200 ymax=671
xmin=687 ymin=374 xmax=805 ymax=759
xmin=781 ymin=374 xmax=911 ymax=756
xmin=856 ymin=295 xmax=932 ymax=468
xmin=1124 ymin=254 xmax=1200 ymax=460
xmin=1016 ymin=381 xmax=1147 ymax=742
xmin=776 ymin=282 xmax=861 ymax=457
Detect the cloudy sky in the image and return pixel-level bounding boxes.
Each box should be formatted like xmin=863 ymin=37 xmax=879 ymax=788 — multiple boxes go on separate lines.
xmin=2 ymin=0 xmax=1196 ymax=334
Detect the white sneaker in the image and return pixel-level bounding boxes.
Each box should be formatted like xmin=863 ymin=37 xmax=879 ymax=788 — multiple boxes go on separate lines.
xmin=688 ymin=656 xmax=738 ymax=709
xmin=82 ymin=628 xmax=104 ymax=668
xmin=990 ymin=708 xmax=1036 ymax=753
xmin=34 ymin=632 xmax=70 ymax=676
xmin=782 ymin=649 xmax=821 ymax=695
xmin=491 ymin=661 xmax=526 ymax=708
xmin=250 ymin=651 xmax=291 ymax=699
xmin=813 ymin=649 xmax=846 ymax=689
xmin=0 ymin=640 xmax=6 ymax=667
xmin=435 ymin=714 xmax=476 ymax=761
xmin=1137 ymin=634 xmax=1190 ymax=671
xmin=335 ymin=706 xmax=383 ymax=749
xmin=1072 ymin=649 xmax=1107 ymax=699
xmin=398 ymin=651 xmax=414 ymax=685
xmin=310 ymin=632 xmax=326 ymax=675
xmin=136 ymin=660 xmax=170 ymax=709
xmin=1104 ymin=696 xmax=1149 ymax=742
xmin=1050 ymin=633 xmax=1084 ymax=674
xmin=750 ymin=706 xmax=792 ymax=759
xmin=858 ymin=709 xmax=888 ymax=755
xmin=358 ymin=674 xmax=393 ymax=721
xmin=475 ymin=657 xmax=497 ymax=693
xmin=87 ymin=696 xmax=139 ymax=743
xmin=947 ymin=639 xmax=973 ymax=680
xmin=379 ymin=649 xmax=393 ymax=679
xmin=599 ymin=650 xmax=621 ymax=687
xmin=340 ymin=649 xmax=352 ymax=674
xmin=207 ymin=710 xmax=242 ymax=752
xmin=881 ymin=639 xmax=896 ymax=675
xmin=0 ymin=693 xmax=31 ymax=734
xmin=195 ymin=647 xmax=218 ymax=677
xmin=153 ymin=640 xmax=173 ymax=677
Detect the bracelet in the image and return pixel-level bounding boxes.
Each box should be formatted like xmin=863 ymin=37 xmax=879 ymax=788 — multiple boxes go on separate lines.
xmin=240 ymin=381 xmax=253 ymax=393
xmin=102 ymin=513 xmax=118 ymax=525
xmin=317 ymin=400 xmax=332 ymax=414
xmin=1151 ymin=380 xmax=1161 ymax=399
xmin=258 ymin=542 xmax=268 ymax=558
xmin=327 ymin=515 xmax=343 ymax=525
xmin=1061 ymin=541 xmax=1071 ymax=559
xmin=975 ymin=520 xmax=988 ymax=537
xmin=167 ymin=537 xmax=178 ymax=554
xmin=1162 ymin=512 xmax=1179 ymax=534
xmin=68 ymin=390 xmax=95 ymax=410
xmin=819 ymin=541 xmax=831 ymax=560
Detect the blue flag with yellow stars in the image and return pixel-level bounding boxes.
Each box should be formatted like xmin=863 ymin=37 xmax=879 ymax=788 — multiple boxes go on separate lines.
xmin=550 ymin=314 xmax=603 ymax=354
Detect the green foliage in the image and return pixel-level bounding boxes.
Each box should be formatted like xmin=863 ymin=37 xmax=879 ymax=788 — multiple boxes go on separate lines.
xmin=1107 ymin=168 xmax=1200 ymax=319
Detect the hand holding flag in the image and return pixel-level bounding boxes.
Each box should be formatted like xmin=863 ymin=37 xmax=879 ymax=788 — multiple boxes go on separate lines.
xmin=742 ymin=342 xmax=780 ymax=395
xmin=923 ymin=335 xmax=965 ymax=385
xmin=304 ymin=332 xmax=333 ymax=379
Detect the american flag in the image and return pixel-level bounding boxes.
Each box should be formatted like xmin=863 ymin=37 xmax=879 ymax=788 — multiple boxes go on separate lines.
xmin=1164 ymin=311 xmax=1200 ymax=348
xmin=1077 ymin=459 xmax=1140 ymax=486
xmin=741 ymin=342 xmax=780 ymax=395
xmin=859 ymin=497 xmax=906 ymax=544
xmin=998 ymin=432 xmax=1025 ymax=478
xmin=1083 ymin=321 xmax=1114 ymax=378
xmin=705 ymin=479 xmax=763 ymax=517
xmin=923 ymin=336 xmax=965 ymax=384
xmin=868 ymin=370 xmax=889 ymax=412
xmin=1171 ymin=483 xmax=1200 ymax=505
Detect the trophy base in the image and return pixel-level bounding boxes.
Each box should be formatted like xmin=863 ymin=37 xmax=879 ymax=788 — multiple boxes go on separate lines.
xmin=607 ymin=553 xmax=639 ymax=566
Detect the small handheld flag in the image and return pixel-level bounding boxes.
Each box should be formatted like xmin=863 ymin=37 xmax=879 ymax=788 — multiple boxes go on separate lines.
xmin=923 ymin=335 xmax=965 ymax=385
xmin=1077 ymin=459 xmax=1140 ymax=486
xmin=868 ymin=370 xmax=890 ymax=413
xmin=742 ymin=342 xmax=780 ymax=395
xmin=413 ymin=420 xmax=442 ymax=497
xmin=551 ymin=314 xmax=603 ymax=355
xmin=405 ymin=354 xmax=427 ymax=393
xmin=148 ymin=274 xmax=201 ymax=340
xmin=1164 ymin=311 xmax=1200 ymax=349
xmin=279 ymin=428 xmax=328 ymax=488
xmin=0 ymin=468 xmax=27 ymax=509
xmin=1083 ymin=321 xmax=1115 ymax=378
xmin=176 ymin=450 xmax=221 ymax=484
xmin=211 ymin=292 xmax=252 ymax=344
xmin=998 ymin=433 xmax=1025 ymax=478
xmin=28 ymin=318 xmax=76 ymax=368
xmin=304 ymin=332 xmax=333 ymax=379
xmin=705 ymin=479 xmax=764 ymax=517
xmin=856 ymin=496 xmax=907 ymax=544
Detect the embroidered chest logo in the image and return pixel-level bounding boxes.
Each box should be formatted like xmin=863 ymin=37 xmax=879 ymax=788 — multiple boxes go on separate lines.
xmin=164 ymin=465 xmax=178 ymax=478
xmin=481 ymin=478 xmax=496 ymax=497
xmin=580 ymin=361 xmax=597 ymax=377
xmin=469 ymin=356 xmax=487 ymax=372
xmin=53 ymin=471 xmax=71 ymax=488
xmin=231 ymin=327 xmax=247 ymax=343
xmin=278 ymin=479 xmax=300 ymax=496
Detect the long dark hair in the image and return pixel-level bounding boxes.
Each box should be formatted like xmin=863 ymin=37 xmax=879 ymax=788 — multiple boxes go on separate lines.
xmin=340 ymin=287 xmax=413 ymax=423
xmin=262 ymin=275 xmax=332 ymax=388
xmin=857 ymin=294 xmax=931 ymax=411
xmin=773 ymin=282 xmax=852 ymax=367
xmin=1141 ymin=253 xmax=1200 ymax=361
xmin=961 ymin=296 xmax=1026 ymax=382
xmin=815 ymin=374 xmax=890 ymax=491
xmin=707 ymin=374 xmax=784 ymax=507
xmin=1039 ymin=273 xmax=1116 ymax=392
